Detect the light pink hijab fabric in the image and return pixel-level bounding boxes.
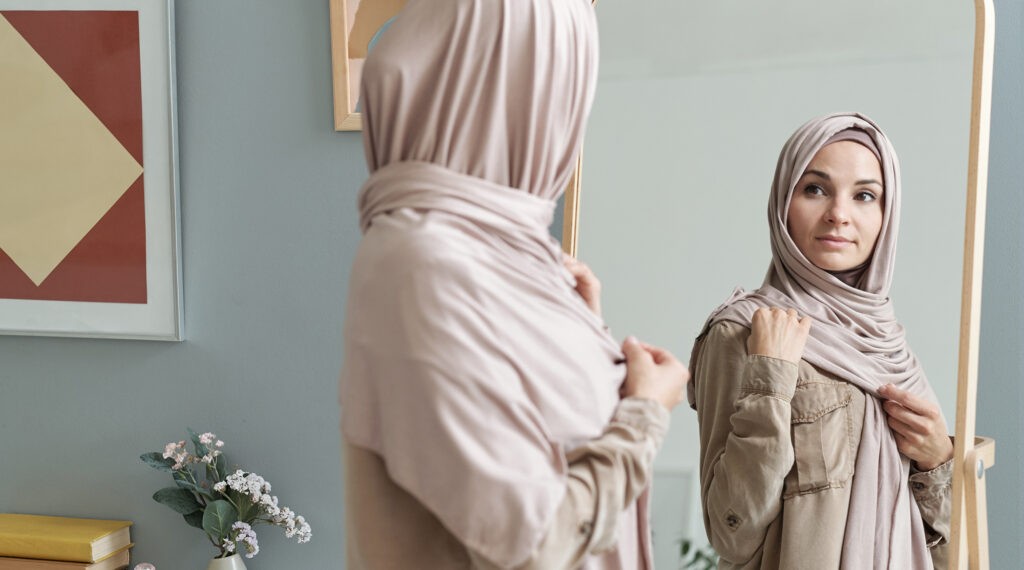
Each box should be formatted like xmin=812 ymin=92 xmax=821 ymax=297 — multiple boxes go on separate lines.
xmin=340 ymin=0 xmax=642 ymax=567
xmin=690 ymin=113 xmax=940 ymax=569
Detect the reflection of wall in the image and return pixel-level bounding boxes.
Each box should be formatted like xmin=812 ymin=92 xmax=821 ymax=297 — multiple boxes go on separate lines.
xmin=550 ymin=193 xmax=565 ymax=242
xmin=650 ymin=469 xmax=697 ymax=569
xmin=581 ymin=0 xmax=973 ymax=553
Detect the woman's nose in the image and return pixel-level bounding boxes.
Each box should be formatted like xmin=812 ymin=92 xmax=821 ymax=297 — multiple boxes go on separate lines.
xmin=825 ymin=201 xmax=850 ymax=225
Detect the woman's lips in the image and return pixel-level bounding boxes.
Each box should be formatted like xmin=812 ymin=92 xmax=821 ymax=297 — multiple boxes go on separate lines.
xmin=816 ymin=235 xmax=853 ymax=249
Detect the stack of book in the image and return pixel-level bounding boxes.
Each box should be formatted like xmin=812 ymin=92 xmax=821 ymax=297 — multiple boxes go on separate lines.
xmin=0 ymin=514 xmax=132 ymax=570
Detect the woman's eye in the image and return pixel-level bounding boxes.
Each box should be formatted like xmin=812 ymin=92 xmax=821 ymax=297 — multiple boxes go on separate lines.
xmin=855 ymin=191 xmax=878 ymax=202
xmin=803 ymin=184 xmax=825 ymax=196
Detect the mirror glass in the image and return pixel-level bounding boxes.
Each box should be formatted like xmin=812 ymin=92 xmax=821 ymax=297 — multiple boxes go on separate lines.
xmin=578 ymin=2 xmax=973 ymax=565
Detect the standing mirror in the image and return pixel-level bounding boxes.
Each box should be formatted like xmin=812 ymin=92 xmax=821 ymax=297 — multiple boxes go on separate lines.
xmin=568 ymin=1 xmax=994 ymax=568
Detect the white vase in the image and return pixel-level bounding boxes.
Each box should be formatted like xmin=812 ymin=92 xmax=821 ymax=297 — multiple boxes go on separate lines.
xmin=206 ymin=554 xmax=247 ymax=570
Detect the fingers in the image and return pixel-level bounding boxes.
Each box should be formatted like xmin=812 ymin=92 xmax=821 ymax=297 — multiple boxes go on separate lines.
xmin=882 ymin=391 xmax=952 ymax=468
xmin=748 ymin=306 xmax=811 ymax=363
xmin=885 ymin=414 xmax=921 ymax=440
xmin=799 ymin=316 xmax=813 ymax=333
xmin=881 ymin=400 xmax=928 ymax=431
xmin=641 ymin=343 xmax=674 ymax=364
xmin=754 ymin=306 xmax=806 ymax=322
xmin=892 ymin=432 xmax=915 ymax=456
xmin=878 ymin=384 xmax=936 ymax=417
xmin=562 ymin=255 xmax=594 ymax=278
xmin=620 ymin=336 xmax=688 ymax=411
xmin=625 ymin=338 xmax=677 ymax=366
xmin=621 ymin=336 xmax=652 ymax=365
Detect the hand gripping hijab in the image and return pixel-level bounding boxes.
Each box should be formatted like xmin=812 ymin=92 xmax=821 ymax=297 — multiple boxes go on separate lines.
xmin=340 ymin=0 xmax=631 ymax=567
xmin=689 ymin=112 xmax=940 ymax=569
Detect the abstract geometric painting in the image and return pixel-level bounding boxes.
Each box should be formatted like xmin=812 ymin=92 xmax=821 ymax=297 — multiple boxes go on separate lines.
xmin=0 ymin=10 xmax=146 ymax=303
xmin=0 ymin=0 xmax=181 ymax=340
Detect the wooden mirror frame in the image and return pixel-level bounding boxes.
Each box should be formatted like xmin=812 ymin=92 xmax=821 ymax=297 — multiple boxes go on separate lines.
xmin=565 ymin=1 xmax=996 ymax=567
xmin=950 ymin=1 xmax=995 ymax=568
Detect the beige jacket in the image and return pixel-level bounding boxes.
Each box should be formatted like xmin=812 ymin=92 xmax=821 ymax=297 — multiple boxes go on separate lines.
xmin=344 ymin=397 xmax=669 ymax=569
xmin=692 ymin=322 xmax=951 ymax=569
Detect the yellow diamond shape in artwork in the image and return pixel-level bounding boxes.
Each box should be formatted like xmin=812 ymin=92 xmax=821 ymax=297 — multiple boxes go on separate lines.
xmin=0 ymin=14 xmax=144 ymax=286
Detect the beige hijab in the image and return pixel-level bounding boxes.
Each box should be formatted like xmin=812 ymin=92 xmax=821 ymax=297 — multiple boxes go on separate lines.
xmin=340 ymin=0 xmax=639 ymax=567
xmin=690 ymin=112 xmax=939 ymax=569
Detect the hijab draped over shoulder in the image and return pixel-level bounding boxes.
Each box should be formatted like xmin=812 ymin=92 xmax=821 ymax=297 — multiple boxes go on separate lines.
xmin=689 ymin=112 xmax=941 ymax=569
xmin=340 ymin=0 xmax=629 ymax=567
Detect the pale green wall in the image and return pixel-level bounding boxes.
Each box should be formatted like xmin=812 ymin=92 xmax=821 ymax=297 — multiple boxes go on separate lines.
xmin=0 ymin=0 xmax=362 ymax=566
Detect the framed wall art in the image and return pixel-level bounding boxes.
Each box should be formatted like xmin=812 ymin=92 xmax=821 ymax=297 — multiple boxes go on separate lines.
xmin=0 ymin=0 xmax=182 ymax=340
xmin=329 ymin=0 xmax=405 ymax=131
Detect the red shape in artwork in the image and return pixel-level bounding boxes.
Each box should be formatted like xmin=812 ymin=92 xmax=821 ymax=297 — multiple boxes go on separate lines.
xmin=0 ymin=179 xmax=147 ymax=303
xmin=0 ymin=10 xmax=147 ymax=304
xmin=2 ymin=10 xmax=144 ymax=163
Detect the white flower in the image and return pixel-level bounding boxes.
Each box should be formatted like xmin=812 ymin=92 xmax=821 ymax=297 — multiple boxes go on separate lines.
xmin=230 ymin=521 xmax=260 ymax=559
xmin=222 ymin=471 xmax=273 ymax=504
xmin=268 ymin=505 xmax=312 ymax=543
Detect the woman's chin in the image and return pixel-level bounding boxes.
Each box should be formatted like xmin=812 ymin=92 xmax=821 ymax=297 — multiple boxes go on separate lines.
xmin=807 ymin=254 xmax=863 ymax=273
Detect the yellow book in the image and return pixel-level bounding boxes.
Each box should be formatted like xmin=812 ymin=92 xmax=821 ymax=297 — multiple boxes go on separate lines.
xmin=0 ymin=547 xmax=129 ymax=570
xmin=0 ymin=515 xmax=131 ymax=564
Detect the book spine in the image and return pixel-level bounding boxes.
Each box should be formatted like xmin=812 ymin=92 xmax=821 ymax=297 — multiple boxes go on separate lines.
xmin=0 ymin=537 xmax=91 ymax=564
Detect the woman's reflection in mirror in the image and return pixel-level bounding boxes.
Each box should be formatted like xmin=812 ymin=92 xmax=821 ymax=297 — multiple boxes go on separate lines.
xmin=689 ymin=113 xmax=953 ymax=569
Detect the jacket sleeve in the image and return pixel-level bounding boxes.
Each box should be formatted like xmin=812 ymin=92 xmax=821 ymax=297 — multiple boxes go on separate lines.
xmin=910 ymin=458 xmax=953 ymax=568
xmin=469 ymin=397 xmax=670 ymax=569
xmin=692 ymin=321 xmax=798 ymax=566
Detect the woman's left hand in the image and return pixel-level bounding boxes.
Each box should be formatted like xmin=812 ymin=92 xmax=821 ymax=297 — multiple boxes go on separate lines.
xmin=563 ymin=254 xmax=602 ymax=317
xmin=878 ymin=384 xmax=954 ymax=471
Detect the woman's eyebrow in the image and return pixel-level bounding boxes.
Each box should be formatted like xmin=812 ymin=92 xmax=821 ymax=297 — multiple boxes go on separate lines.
xmin=855 ymin=178 xmax=883 ymax=187
xmin=804 ymin=169 xmax=830 ymax=180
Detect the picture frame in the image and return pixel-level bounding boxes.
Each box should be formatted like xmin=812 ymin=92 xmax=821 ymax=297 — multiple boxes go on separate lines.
xmin=329 ymin=0 xmax=405 ymax=131
xmin=0 ymin=0 xmax=183 ymax=340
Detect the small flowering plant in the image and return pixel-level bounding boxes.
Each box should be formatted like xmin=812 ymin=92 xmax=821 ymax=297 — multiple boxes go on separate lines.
xmin=141 ymin=429 xmax=311 ymax=559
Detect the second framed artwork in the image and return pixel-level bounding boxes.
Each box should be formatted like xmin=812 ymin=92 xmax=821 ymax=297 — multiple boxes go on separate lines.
xmin=329 ymin=0 xmax=406 ymax=131
xmin=0 ymin=0 xmax=182 ymax=340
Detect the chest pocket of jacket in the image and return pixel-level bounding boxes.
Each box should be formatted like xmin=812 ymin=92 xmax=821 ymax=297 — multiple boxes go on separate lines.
xmin=783 ymin=376 xmax=855 ymax=499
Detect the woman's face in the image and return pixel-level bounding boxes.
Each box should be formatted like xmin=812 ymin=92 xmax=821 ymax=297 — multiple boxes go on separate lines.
xmin=787 ymin=141 xmax=884 ymax=272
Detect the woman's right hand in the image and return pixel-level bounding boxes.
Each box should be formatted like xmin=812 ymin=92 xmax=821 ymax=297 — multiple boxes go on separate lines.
xmin=747 ymin=307 xmax=812 ymax=364
xmin=621 ymin=337 xmax=690 ymax=411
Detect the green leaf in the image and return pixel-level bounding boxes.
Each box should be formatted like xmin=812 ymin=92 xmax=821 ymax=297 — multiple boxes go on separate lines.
xmin=680 ymin=539 xmax=691 ymax=556
xmin=140 ymin=452 xmax=176 ymax=473
xmin=183 ymin=511 xmax=205 ymax=529
xmin=193 ymin=482 xmax=216 ymax=501
xmin=173 ymin=472 xmax=196 ymax=492
xmin=153 ymin=487 xmax=202 ymax=514
xmin=202 ymin=500 xmax=238 ymax=541
xmin=215 ymin=454 xmax=227 ymax=479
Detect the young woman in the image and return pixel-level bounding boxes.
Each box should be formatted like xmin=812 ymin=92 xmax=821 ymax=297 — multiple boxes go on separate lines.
xmin=339 ymin=0 xmax=689 ymax=568
xmin=689 ymin=113 xmax=952 ymax=569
